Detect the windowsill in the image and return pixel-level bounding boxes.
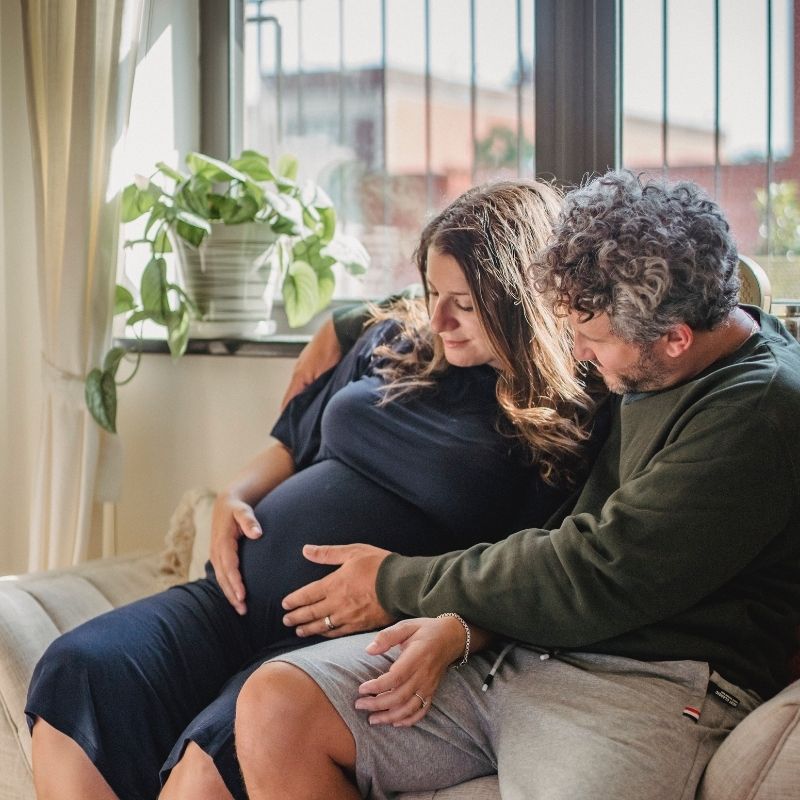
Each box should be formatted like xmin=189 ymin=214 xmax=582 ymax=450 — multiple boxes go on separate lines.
xmin=112 ymin=299 xmax=363 ymax=358
xmin=114 ymin=334 xmax=308 ymax=358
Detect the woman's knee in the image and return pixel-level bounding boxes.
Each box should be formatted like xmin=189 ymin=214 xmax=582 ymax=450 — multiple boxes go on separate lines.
xmin=159 ymin=742 xmax=232 ymax=800
xmin=31 ymin=719 xmax=119 ymax=800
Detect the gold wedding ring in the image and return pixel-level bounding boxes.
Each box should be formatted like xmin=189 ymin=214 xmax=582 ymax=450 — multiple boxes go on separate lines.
xmin=414 ymin=691 xmax=428 ymax=709
xmin=324 ymin=615 xmax=336 ymax=631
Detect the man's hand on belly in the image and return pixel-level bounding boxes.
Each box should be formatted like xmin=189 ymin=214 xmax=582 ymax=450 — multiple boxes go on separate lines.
xmin=282 ymin=543 xmax=396 ymax=637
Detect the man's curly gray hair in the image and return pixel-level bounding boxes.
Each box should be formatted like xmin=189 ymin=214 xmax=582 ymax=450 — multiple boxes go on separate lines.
xmin=536 ymin=170 xmax=740 ymax=343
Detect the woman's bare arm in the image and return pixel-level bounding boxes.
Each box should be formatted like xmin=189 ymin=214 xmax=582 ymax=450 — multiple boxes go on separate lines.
xmin=210 ymin=441 xmax=295 ymax=614
xmin=281 ymin=318 xmax=342 ymax=409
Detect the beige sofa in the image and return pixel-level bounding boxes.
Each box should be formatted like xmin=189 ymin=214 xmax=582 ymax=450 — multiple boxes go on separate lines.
xmin=0 ymin=491 xmax=798 ymax=800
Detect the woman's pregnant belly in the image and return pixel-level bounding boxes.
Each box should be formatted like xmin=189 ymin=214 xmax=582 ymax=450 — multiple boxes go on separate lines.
xmin=237 ymin=459 xmax=450 ymax=650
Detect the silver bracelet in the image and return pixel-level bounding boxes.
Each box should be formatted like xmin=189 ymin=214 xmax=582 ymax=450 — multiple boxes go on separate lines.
xmin=437 ymin=612 xmax=471 ymax=668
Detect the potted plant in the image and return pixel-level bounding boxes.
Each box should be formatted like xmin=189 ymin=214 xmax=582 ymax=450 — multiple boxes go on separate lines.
xmin=85 ymin=149 xmax=369 ymax=433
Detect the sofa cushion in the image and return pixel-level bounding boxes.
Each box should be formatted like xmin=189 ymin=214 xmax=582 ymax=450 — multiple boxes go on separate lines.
xmin=401 ymin=776 xmax=500 ymax=799
xmin=697 ymin=678 xmax=800 ymax=800
xmin=0 ymin=552 xmax=162 ymax=781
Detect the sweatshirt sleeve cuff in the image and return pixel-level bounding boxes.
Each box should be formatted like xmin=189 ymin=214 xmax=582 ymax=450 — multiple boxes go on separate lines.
xmin=376 ymin=552 xmax=434 ymax=617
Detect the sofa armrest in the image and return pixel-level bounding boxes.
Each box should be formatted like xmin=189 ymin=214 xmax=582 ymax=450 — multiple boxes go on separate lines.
xmin=0 ymin=551 xmax=162 ymax=797
xmin=699 ymin=678 xmax=800 ymax=800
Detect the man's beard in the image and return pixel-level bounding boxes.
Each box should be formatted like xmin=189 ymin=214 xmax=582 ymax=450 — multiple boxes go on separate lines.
xmin=602 ymin=341 xmax=671 ymax=394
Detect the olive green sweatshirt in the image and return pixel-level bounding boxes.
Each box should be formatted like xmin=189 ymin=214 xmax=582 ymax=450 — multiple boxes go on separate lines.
xmin=364 ymin=308 xmax=800 ymax=700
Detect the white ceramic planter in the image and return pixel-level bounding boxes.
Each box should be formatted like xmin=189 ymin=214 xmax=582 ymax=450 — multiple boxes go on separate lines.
xmin=170 ymin=221 xmax=282 ymax=337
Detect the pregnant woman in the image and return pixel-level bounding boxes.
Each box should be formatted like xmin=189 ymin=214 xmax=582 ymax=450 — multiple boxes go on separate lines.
xmin=27 ymin=180 xmax=602 ymax=800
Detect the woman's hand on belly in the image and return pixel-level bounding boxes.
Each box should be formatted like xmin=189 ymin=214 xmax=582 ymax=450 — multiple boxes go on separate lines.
xmin=210 ymin=492 xmax=264 ymax=615
xmin=281 ymin=543 xmax=395 ymax=636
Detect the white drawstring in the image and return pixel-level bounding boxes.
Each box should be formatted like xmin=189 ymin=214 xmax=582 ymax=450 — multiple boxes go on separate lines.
xmin=481 ymin=642 xmax=515 ymax=691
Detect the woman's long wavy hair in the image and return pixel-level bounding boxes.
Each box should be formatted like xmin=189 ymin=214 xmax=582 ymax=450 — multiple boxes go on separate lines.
xmin=370 ymin=180 xmax=596 ymax=485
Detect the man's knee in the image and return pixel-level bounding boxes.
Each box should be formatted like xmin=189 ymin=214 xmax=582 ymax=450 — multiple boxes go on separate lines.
xmin=237 ymin=662 xmax=305 ymax=751
xmin=235 ymin=662 xmax=355 ymax=770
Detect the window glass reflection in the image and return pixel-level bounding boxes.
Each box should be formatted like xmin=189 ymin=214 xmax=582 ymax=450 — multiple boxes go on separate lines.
xmin=243 ymin=0 xmax=534 ymax=299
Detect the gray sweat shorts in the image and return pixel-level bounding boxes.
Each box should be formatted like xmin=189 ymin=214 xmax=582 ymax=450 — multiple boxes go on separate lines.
xmin=272 ymin=633 xmax=761 ymax=800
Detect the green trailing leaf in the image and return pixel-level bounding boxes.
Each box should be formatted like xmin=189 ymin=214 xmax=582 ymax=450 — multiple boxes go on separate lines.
xmin=121 ymin=184 xmax=141 ymax=222
xmin=186 ymin=152 xmax=250 ymax=184
xmin=102 ymin=346 xmax=127 ymax=376
xmin=114 ymin=285 xmax=135 ymax=316
xmin=174 ymin=209 xmax=212 ymax=248
xmin=318 ymin=206 xmax=337 ymax=243
xmin=121 ymin=182 xmax=158 ymax=222
xmin=167 ymin=283 xmax=199 ymax=315
xmin=85 ymin=368 xmax=117 ymax=433
xmin=277 ymin=154 xmax=299 ymax=181
xmin=322 ymin=234 xmax=370 ymax=275
xmin=143 ymin=203 xmax=168 ymax=238
xmin=300 ymin=182 xmax=333 ymax=215
xmin=175 ymin=219 xmax=205 ymax=247
xmin=293 ymin=236 xmax=336 ymax=272
xmin=311 ymin=185 xmax=334 ymax=210
xmin=152 ymin=227 xmax=172 ymax=254
xmin=282 ymin=260 xmax=319 ymax=328
xmin=220 ymin=194 xmax=259 ymax=224
xmin=242 ymin=179 xmax=265 ymax=207
xmin=264 ymin=190 xmax=304 ymax=233
xmin=292 ymin=235 xmax=320 ymax=261
xmin=155 ymin=161 xmax=183 ymax=181
xmin=126 ymin=309 xmax=152 ymax=327
xmin=231 ymin=151 xmax=274 ymax=182
xmin=175 ymin=209 xmax=212 ymax=235
xmin=270 ymin=217 xmax=299 ymax=236
xmin=140 ymin=257 xmax=169 ymax=323
xmin=177 ymin=182 xmax=211 ymax=217
xmin=167 ymin=307 xmax=190 ymax=358
xmin=315 ymin=265 xmax=336 ymax=312
xmin=207 ymin=193 xmax=232 ymax=220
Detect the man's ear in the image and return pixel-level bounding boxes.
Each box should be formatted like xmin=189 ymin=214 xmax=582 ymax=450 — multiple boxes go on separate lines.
xmin=663 ymin=323 xmax=693 ymax=357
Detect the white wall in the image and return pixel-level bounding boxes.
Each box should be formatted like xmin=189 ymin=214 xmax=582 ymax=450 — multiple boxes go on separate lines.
xmin=0 ymin=0 xmax=41 ymax=575
xmin=115 ymin=354 xmax=296 ymax=556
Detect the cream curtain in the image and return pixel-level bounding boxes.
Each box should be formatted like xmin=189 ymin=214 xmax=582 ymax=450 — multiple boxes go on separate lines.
xmin=21 ymin=0 xmax=144 ymax=569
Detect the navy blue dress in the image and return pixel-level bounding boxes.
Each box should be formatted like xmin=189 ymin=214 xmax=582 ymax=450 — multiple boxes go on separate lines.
xmin=26 ymin=321 xmax=568 ymax=800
